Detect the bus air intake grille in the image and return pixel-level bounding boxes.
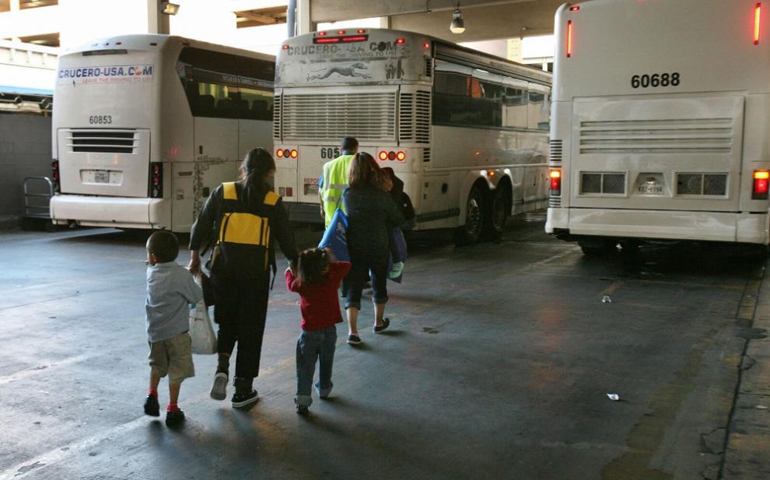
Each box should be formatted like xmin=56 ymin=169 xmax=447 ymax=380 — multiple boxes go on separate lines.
xmin=579 ymin=118 xmax=733 ymax=155
xmin=283 ymin=92 xmax=396 ymax=142
xmin=676 ymin=173 xmax=727 ymax=196
xmin=550 ymin=139 xmax=563 ymax=163
xmin=68 ymin=130 xmax=136 ymax=154
xmin=423 ymin=148 xmax=431 ymax=163
xmin=415 ymin=91 xmax=431 ymax=144
xmin=399 ymin=93 xmax=414 ymax=141
xmin=549 ymin=195 xmax=561 ymax=208
xmin=273 ymin=95 xmax=281 ymax=139
xmin=425 ymin=58 xmax=432 ymax=77
xmin=581 ymin=172 xmax=626 ymax=195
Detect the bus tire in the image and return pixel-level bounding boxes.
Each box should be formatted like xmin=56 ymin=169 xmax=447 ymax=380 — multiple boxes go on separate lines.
xmin=486 ymin=184 xmax=511 ymax=237
xmin=455 ymin=185 xmax=486 ymax=245
xmin=22 ymin=218 xmax=36 ymax=231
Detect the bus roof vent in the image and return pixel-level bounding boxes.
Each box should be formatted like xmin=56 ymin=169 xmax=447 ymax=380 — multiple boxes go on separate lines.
xmin=282 ymin=91 xmax=396 ymax=142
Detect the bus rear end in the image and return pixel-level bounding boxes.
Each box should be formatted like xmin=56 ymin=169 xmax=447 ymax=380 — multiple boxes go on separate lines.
xmin=51 ymin=38 xmax=166 ymax=229
xmin=274 ymin=29 xmax=433 ymax=223
xmin=546 ymin=0 xmax=770 ymax=253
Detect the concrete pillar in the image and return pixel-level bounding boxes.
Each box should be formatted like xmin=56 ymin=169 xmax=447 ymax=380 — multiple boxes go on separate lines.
xmin=297 ymin=0 xmax=314 ymax=35
xmin=147 ymin=0 xmax=170 ymax=35
xmin=287 ymin=0 xmax=296 ymax=37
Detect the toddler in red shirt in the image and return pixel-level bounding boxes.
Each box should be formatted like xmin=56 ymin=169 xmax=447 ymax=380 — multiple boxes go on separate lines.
xmin=286 ymin=247 xmax=351 ymax=414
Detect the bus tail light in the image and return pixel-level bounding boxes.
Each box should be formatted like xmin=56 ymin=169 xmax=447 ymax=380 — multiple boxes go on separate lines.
xmin=290 ymin=149 xmax=298 ymax=158
xmin=51 ymin=160 xmax=60 ymax=193
xmin=276 ymin=148 xmax=284 ymax=158
xmin=566 ymin=21 xmax=573 ymax=57
xmin=755 ymin=3 xmax=762 ymax=45
xmin=150 ymin=162 xmax=163 ymax=198
xmin=753 ymin=170 xmax=769 ymax=199
xmin=550 ymin=169 xmax=562 ymax=196
xmin=378 ymin=150 xmax=407 ymax=162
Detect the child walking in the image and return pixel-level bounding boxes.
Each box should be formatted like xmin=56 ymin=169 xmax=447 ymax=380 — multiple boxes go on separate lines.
xmin=144 ymin=231 xmax=203 ymax=427
xmin=286 ymin=248 xmax=351 ymax=414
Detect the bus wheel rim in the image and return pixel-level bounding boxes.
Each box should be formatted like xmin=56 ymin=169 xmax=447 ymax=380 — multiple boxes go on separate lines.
xmin=467 ymin=198 xmax=481 ymax=235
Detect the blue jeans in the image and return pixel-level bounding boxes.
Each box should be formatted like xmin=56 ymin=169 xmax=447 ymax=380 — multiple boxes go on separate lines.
xmin=345 ymin=251 xmax=389 ymax=310
xmin=295 ymin=325 xmax=337 ymax=406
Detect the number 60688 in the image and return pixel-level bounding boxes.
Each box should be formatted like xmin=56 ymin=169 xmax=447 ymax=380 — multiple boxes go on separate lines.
xmin=631 ymin=73 xmax=680 ymax=89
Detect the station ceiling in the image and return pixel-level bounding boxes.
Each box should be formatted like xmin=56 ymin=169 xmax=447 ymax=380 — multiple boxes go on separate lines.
xmin=313 ymin=0 xmax=566 ymax=42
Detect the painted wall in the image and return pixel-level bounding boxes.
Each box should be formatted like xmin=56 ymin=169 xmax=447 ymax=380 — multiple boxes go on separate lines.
xmin=0 ymin=115 xmax=53 ymax=226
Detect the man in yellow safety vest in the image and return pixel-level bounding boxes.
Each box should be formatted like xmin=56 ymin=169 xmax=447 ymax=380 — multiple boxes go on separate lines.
xmin=319 ymin=137 xmax=358 ymax=227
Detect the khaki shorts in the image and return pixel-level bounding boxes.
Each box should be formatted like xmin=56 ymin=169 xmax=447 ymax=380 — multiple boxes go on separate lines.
xmin=148 ymin=332 xmax=195 ymax=384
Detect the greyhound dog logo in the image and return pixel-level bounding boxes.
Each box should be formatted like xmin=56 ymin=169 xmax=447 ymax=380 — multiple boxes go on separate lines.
xmin=308 ymin=62 xmax=371 ymax=81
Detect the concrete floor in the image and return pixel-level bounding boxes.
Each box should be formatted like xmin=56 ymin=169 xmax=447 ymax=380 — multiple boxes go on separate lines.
xmin=0 ymin=213 xmax=763 ymax=480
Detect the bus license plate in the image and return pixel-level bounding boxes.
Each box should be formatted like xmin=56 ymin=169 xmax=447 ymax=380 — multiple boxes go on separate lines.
xmin=304 ymin=177 xmax=319 ymax=195
xmin=94 ymin=171 xmax=110 ymax=183
xmin=638 ymin=184 xmax=663 ymax=195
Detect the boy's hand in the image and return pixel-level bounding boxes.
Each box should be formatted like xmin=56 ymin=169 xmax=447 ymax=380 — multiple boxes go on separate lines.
xmin=324 ymin=246 xmax=337 ymax=262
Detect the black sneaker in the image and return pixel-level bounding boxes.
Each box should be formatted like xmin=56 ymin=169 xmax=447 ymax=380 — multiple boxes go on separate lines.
xmin=144 ymin=394 xmax=160 ymax=417
xmin=347 ymin=334 xmax=362 ymax=345
xmin=165 ymin=409 xmax=185 ymax=427
xmin=210 ymin=372 xmax=228 ymax=401
xmin=232 ymin=389 xmax=259 ymax=409
xmin=373 ymin=318 xmax=390 ymax=334
xmin=296 ymin=404 xmax=309 ymax=415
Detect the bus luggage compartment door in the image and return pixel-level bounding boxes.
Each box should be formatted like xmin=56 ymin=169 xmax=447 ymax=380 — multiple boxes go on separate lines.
xmin=569 ymin=94 xmax=744 ymax=213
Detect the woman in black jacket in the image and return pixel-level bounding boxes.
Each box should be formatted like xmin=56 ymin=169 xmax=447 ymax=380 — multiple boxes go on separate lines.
xmin=188 ymin=148 xmax=297 ymax=409
xmin=343 ymin=153 xmax=405 ymax=345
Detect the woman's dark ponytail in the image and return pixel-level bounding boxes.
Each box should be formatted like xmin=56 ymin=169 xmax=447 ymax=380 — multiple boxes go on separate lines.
xmin=241 ymin=148 xmax=276 ymax=190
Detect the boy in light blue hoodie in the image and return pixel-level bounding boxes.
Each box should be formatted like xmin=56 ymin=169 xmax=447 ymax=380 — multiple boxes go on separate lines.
xmin=143 ymin=231 xmax=202 ymax=427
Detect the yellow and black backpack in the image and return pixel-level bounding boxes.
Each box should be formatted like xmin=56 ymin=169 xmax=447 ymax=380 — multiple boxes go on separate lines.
xmin=210 ymin=181 xmax=281 ymax=279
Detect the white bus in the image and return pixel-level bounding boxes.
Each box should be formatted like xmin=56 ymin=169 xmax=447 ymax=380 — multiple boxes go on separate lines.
xmin=51 ymin=34 xmax=275 ymax=232
xmin=546 ymin=0 xmax=770 ymax=255
xmin=273 ymin=28 xmax=552 ymax=243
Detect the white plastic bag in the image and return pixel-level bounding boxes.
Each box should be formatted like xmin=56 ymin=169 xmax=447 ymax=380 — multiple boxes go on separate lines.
xmin=189 ymin=274 xmax=217 ymax=355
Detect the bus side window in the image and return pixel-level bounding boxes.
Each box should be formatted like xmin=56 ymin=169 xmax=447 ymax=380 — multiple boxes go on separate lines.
xmin=473 ymin=79 xmax=503 ymax=128
xmin=502 ymin=86 xmax=528 ymax=129
xmin=239 ymin=78 xmax=273 ymax=122
xmin=176 ymin=47 xmax=274 ymax=121
xmin=527 ymin=84 xmax=550 ymax=131
xmin=432 ymin=71 xmax=470 ymax=126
